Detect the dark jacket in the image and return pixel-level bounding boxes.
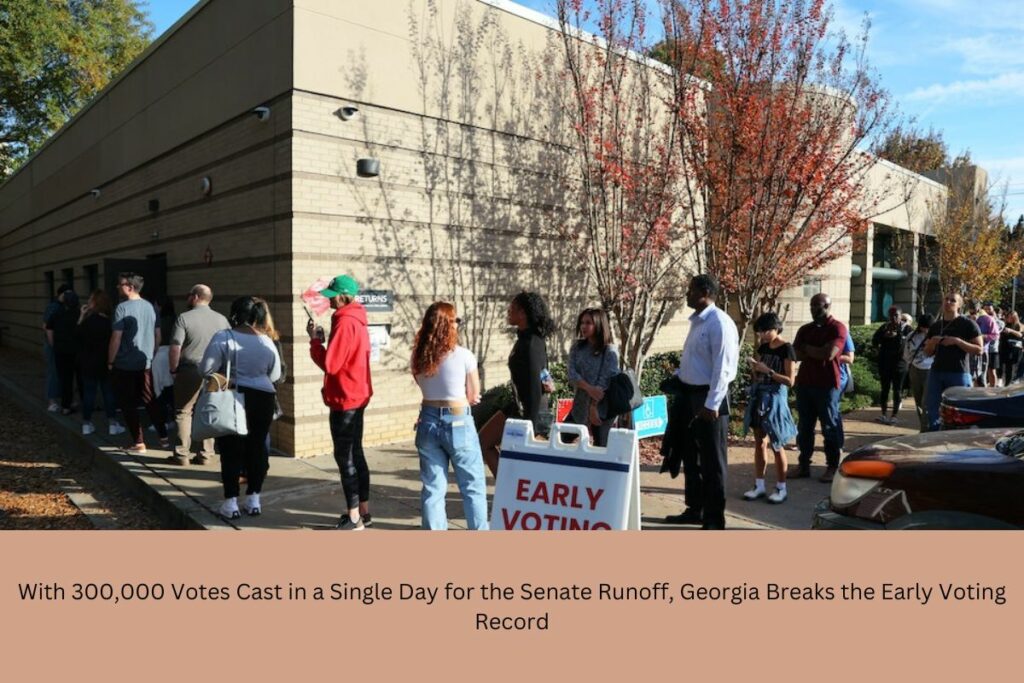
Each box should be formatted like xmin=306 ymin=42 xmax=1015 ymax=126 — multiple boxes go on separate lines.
xmin=508 ymin=329 xmax=547 ymax=427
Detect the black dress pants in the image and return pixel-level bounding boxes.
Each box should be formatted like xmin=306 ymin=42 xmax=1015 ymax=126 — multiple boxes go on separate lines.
xmin=676 ymin=388 xmax=729 ymax=528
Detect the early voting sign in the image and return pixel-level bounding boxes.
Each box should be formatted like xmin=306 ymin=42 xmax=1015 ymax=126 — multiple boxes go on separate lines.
xmin=491 ymin=420 xmax=640 ymax=531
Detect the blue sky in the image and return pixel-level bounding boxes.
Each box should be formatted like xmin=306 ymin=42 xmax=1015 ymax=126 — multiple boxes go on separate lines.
xmin=145 ymin=0 xmax=1024 ymax=222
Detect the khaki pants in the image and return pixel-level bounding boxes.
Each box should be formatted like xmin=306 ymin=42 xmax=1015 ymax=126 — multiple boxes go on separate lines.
xmin=174 ymin=365 xmax=214 ymax=458
xmin=909 ymin=365 xmax=930 ymax=433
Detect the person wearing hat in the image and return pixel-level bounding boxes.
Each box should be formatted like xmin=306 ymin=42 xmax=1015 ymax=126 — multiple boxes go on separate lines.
xmin=308 ymin=275 xmax=374 ymax=530
xmin=903 ymin=313 xmax=934 ymax=432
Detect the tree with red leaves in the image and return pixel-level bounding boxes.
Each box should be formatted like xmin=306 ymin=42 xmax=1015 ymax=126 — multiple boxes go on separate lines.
xmin=554 ymin=0 xmax=696 ymax=373
xmin=662 ymin=0 xmax=899 ymax=335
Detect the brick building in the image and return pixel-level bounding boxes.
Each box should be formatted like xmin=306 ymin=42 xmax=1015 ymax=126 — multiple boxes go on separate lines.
xmin=0 ymin=0 xmax=950 ymax=456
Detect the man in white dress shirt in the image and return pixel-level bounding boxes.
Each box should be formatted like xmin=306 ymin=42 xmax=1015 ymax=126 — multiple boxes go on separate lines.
xmin=660 ymin=274 xmax=740 ymax=530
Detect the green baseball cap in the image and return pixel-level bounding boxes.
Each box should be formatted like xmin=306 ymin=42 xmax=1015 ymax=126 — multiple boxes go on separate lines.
xmin=320 ymin=274 xmax=359 ymax=298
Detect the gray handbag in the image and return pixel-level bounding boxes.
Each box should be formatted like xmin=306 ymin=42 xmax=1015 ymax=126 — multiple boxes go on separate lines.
xmin=192 ymin=331 xmax=248 ymax=440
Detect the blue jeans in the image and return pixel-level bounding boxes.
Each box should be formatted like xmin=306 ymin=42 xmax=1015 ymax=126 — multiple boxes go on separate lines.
xmin=796 ymin=385 xmax=842 ymax=469
xmin=926 ymin=371 xmax=971 ymax=431
xmin=415 ymin=406 xmax=489 ymax=530
xmin=81 ymin=376 xmax=117 ymax=422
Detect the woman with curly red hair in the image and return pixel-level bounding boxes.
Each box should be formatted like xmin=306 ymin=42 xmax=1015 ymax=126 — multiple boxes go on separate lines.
xmin=411 ymin=302 xmax=489 ymax=530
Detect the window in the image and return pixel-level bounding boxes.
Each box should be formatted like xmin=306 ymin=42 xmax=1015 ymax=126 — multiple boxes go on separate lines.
xmin=61 ymin=267 xmax=74 ymax=291
xmin=802 ymin=277 xmax=822 ymax=298
xmin=84 ymin=264 xmax=99 ymax=292
xmin=44 ymin=271 xmax=55 ymax=300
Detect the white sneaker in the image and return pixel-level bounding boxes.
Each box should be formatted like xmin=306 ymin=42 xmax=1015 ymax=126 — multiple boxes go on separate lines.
xmin=81 ymin=422 xmax=95 ymax=436
xmin=743 ymin=487 xmax=766 ymax=501
xmin=108 ymin=421 xmax=126 ymax=436
xmin=768 ymin=487 xmax=788 ymax=504
xmin=243 ymin=493 xmax=261 ymax=516
xmin=887 ymin=416 xmax=898 ymax=425
xmin=874 ymin=414 xmax=889 ymax=424
xmin=47 ymin=403 xmax=60 ymax=413
xmin=219 ymin=498 xmax=241 ymax=520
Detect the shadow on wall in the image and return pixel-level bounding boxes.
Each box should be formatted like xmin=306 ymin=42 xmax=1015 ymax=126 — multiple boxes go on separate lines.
xmin=341 ymin=1 xmax=587 ymax=388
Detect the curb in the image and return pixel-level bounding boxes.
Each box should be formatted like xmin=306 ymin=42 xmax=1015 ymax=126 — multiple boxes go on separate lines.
xmin=0 ymin=375 xmax=226 ymax=530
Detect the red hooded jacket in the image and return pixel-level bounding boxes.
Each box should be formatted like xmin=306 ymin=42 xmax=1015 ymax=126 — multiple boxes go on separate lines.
xmin=310 ymin=302 xmax=373 ymax=411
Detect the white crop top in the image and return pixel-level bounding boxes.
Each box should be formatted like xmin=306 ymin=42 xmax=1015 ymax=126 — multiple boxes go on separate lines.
xmin=415 ymin=346 xmax=477 ymax=400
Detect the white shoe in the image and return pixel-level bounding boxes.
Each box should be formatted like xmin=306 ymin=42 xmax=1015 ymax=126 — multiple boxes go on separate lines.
xmin=219 ymin=498 xmax=241 ymax=520
xmin=743 ymin=487 xmax=766 ymax=501
xmin=243 ymin=493 xmax=261 ymax=516
xmin=108 ymin=422 xmax=126 ymax=436
xmin=874 ymin=414 xmax=889 ymax=424
xmin=146 ymin=424 xmax=156 ymax=433
xmin=81 ymin=422 xmax=95 ymax=436
xmin=887 ymin=416 xmax=898 ymax=425
xmin=768 ymin=487 xmax=788 ymax=504
xmin=47 ymin=403 xmax=60 ymax=413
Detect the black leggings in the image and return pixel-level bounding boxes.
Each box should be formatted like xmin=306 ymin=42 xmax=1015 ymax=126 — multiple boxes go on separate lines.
xmin=217 ymin=388 xmax=276 ymax=498
xmin=330 ymin=407 xmax=370 ymax=509
xmin=879 ymin=366 xmax=907 ymax=416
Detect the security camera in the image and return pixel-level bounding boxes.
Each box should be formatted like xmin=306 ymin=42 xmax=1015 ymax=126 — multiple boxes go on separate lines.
xmin=337 ymin=105 xmax=359 ymax=121
xmin=89 ymin=188 xmax=101 ymax=199
xmin=252 ymin=106 xmax=270 ymax=122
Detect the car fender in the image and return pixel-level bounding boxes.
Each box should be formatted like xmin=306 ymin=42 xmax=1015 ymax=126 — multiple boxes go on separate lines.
xmin=886 ymin=510 xmax=1019 ymax=530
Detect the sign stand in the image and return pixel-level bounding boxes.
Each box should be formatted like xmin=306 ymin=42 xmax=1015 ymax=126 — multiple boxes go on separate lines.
xmin=491 ymin=420 xmax=641 ymax=530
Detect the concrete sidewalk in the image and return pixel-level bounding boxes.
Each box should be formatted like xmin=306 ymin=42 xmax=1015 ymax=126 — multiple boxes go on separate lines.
xmin=1 ymin=347 xmax=911 ymax=530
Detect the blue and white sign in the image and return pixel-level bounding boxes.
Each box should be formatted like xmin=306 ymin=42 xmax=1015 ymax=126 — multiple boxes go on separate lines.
xmin=632 ymin=395 xmax=668 ymax=440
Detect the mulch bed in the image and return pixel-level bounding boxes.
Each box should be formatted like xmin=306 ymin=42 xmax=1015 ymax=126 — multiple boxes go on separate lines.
xmin=0 ymin=395 xmax=162 ymax=530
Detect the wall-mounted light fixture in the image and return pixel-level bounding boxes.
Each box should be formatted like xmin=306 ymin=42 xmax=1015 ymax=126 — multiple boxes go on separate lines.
xmin=89 ymin=188 xmax=101 ymax=199
xmin=336 ymin=105 xmax=359 ymax=121
xmin=357 ymin=158 xmax=380 ymax=178
xmin=204 ymin=246 xmax=213 ymax=266
xmin=252 ymin=106 xmax=270 ymax=122
xmin=200 ymin=176 xmax=212 ymax=196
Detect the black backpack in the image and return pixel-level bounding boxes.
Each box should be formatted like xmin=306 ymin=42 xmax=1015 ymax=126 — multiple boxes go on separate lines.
xmin=606 ymin=368 xmax=643 ymax=417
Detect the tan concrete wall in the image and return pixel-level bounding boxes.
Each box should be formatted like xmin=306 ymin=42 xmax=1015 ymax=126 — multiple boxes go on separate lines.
xmin=0 ymin=0 xmax=296 ymax=447
xmin=284 ymin=0 xmax=699 ymax=455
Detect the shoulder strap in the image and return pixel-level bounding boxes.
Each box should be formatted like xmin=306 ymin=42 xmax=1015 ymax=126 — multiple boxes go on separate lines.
xmin=226 ymin=331 xmax=237 ymax=382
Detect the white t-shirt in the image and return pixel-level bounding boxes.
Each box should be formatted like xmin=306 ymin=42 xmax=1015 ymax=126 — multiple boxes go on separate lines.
xmin=415 ymin=346 xmax=477 ymax=401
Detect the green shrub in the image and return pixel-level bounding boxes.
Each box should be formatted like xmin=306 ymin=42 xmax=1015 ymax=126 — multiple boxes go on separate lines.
xmin=849 ymin=323 xmax=882 ymax=366
xmin=849 ymin=358 xmax=881 ymax=404
xmin=840 ymin=393 xmax=873 ymax=413
xmin=634 ymin=345 xmax=754 ymax=408
xmin=474 ymin=383 xmax=514 ymax=429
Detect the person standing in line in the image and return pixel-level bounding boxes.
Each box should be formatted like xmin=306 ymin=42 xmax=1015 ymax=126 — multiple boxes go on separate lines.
xmin=999 ymin=311 xmax=1023 ymax=385
xmin=983 ymin=302 xmax=1004 ymax=387
xmin=411 ymin=302 xmax=489 ymax=530
xmin=107 ymin=272 xmax=167 ymax=453
xmin=924 ymin=293 xmax=983 ymax=431
xmin=791 ymin=293 xmax=848 ymax=483
xmin=252 ymin=296 xmax=287 ymax=453
xmin=968 ymin=300 xmax=996 ymax=387
xmin=742 ymin=312 xmax=796 ymax=504
xmin=506 ymin=291 xmax=555 ymax=433
xmin=167 ymin=284 xmax=229 ymax=465
xmin=75 ymin=290 xmax=122 ymax=436
xmin=872 ymin=305 xmax=912 ymax=425
xmin=45 ymin=289 xmax=80 ymax=415
xmin=904 ymin=314 xmax=934 ymax=433
xmin=308 ymin=274 xmax=373 ymax=531
xmin=661 ymin=274 xmax=739 ymax=530
xmin=836 ymin=332 xmax=855 ymax=453
xmin=566 ymin=307 xmax=620 ymax=447
xmin=43 ymin=284 xmax=71 ymax=412
xmin=154 ymin=295 xmax=178 ymax=427
xmin=201 ymin=297 xmax=281 ymax=520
